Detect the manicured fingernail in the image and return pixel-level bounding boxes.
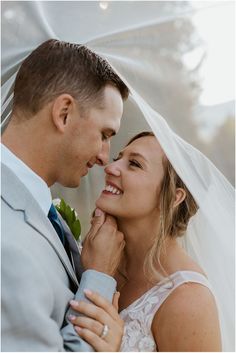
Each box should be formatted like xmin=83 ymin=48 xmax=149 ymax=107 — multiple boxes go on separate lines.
xmin=84 ymin=288 xmax=92 ymax=296
xmin=70 ymin=300 xmax=79 ymax=307
xmin=95 ymin=208 xmax=103 ymax=217
xmin=68 ymin=314 xmax=76 ymax=321
xmin=75 ymin=326 xmax=82 ymax=333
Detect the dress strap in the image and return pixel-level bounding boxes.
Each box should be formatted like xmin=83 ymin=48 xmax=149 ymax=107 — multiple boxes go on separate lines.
xmin=171 ymin=270 xmax=213 ymax=291
xmin=151 ymin=270 xmax=215 ymax=317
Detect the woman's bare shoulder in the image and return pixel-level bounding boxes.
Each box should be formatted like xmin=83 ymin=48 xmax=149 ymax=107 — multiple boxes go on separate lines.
xmin=157 ymin=280 xmax=215 ymax=313
xmin=152 ymin=282 xmax=221 ymax=351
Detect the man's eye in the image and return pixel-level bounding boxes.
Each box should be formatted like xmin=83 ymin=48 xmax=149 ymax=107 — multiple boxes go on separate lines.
xmin=102 ymin=133 xmax=109 ymax=141
xmin=129 ymin=160 xmax=142 ymax=168
xmin=112 ymin=157 xmax=120 ymax=162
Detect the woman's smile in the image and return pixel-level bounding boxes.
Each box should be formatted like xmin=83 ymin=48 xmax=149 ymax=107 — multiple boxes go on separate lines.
xmin=102 ymin=181 xmax=123 ymax=196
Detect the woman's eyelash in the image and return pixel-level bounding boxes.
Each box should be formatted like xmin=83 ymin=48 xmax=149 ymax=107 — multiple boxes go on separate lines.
xmin=112 ymin=157 xmax=142 ymax=168
xmin=129 ymin=160 xmax=142 ymax=168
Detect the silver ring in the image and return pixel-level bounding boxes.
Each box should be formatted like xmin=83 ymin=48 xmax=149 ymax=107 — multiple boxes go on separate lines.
xmin=100 ymin=324 xmax=109 ymax=339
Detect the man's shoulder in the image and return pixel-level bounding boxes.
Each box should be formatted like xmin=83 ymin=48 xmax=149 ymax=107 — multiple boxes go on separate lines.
xmin=1 ymin=162 xmax=29 ymax=206
xmin=1 ymin=162 xmax=44 ymax=218
xmin=1 ymin=193 xmax=43 ymax=246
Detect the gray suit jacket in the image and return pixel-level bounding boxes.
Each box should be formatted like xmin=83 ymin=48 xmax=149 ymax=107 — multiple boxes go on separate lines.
xmin=1 ymin=163 xmax=116 ymax=351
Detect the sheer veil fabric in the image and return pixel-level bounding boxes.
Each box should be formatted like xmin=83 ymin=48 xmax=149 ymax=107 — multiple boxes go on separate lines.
xmin=1 ymin=1 xmax=234 ymax=350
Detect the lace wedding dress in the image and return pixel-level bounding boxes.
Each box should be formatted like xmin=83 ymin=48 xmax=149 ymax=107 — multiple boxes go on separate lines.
xmin=119 ymin=271 xmax=213 ymax=352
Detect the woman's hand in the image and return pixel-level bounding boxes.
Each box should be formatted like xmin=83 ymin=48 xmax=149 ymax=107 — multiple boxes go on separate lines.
xmin=68 ymin=289 xmax=124 ymax=352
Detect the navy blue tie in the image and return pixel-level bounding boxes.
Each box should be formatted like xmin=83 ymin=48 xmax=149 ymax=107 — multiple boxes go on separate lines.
xmin=48 ymin=204 xmax=65 ymax=245
xmin=48 ymin=204 xmax=77 ymax=277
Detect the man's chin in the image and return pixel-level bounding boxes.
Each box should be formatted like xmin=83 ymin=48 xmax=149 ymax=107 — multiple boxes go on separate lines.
xmin=60 ymin=178 xmax=81 ymax=188
xmin=71 ymin=180 xmax=81 ymax=188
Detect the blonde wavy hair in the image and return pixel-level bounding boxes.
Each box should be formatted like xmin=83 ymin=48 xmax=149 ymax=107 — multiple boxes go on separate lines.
xmin=126 ymin=131 xmax=199 ymax=283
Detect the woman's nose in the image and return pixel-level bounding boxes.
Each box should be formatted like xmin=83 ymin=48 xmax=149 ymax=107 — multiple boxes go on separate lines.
xmin=105 ymin=161 xmax=121 ymax=177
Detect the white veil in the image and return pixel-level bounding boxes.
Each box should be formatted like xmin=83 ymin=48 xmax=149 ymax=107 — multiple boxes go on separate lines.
xmin=1 ymin=1 xmax=234 ymax=350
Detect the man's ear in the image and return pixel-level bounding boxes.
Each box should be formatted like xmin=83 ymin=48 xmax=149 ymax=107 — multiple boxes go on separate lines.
xmin=51 ymin=94 xmax=74 ymax=132
xmin=173 ymin=188 xmax=186 ymax=208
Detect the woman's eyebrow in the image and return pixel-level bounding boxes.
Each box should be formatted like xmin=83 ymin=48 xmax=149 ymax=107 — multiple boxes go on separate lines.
xmin=118 ymin=150 xmax=148 ymax=163
xmin=129 ymin=152 xmax=148 ymax=162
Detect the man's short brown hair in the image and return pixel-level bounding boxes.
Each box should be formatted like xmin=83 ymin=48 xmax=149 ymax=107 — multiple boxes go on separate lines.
xmin=12 ymin=39 xmax=129 ymax=116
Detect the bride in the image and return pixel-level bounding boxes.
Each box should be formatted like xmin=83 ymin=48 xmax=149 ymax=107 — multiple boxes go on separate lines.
xmin=70 ymin=131 xmax=222 ymax=351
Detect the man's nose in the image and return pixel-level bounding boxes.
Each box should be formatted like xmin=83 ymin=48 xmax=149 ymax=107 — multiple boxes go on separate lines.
xmin=95 ymin=141 xmax=110 ymax=166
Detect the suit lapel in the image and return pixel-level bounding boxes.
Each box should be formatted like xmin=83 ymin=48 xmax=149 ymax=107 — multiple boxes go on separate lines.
xmin=1 ymin=163 xmax=79 ymax=288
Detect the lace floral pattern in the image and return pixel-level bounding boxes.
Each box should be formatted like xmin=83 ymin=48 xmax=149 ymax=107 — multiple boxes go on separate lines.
xmin=119 ymin=271 xmax=211 ymax=352
xmin=119 ymin=283 xmax=169 ymax=352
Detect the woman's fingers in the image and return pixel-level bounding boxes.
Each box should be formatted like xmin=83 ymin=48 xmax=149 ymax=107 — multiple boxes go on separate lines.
xmin=112 ymin=291 xmax=120 ymax=311
xmin=84 ymin=289 xmax=120 ymax=320
xmin=70 ymin=298 xmax=110 ymax=324
xmin=69 ymin=290 xmax=123 ymax=325
xmin=69 ymin=315 xmax=104 ymax=337
xmin=74 ymin=326 xmax=110 ymax=352
xmin=69 ymin=289 xmax=124 ymax=351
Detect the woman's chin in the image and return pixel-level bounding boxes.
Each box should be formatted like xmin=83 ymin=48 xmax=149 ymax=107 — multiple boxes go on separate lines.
xmin=96 ymin=197 xmax=106 ymax=210
xmin=95 ymin=197 xmax=117 ymax=215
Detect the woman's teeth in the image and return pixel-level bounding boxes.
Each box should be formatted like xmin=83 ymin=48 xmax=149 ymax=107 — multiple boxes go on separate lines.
xmin=104 ymin=185 xmax=122 ymax=195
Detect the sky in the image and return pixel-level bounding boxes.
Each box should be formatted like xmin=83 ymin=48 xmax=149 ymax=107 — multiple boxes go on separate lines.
xmin=187 ymin=1 xmax=235 ymax=106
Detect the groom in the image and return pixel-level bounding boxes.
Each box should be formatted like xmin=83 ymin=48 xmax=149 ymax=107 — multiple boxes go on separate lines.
xmin=1 ymin=39 xmax=129 ymax=351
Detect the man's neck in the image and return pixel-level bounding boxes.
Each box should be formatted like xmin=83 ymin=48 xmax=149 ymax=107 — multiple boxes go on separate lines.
xmin=2 ymin=118 xmax=54 ymax=187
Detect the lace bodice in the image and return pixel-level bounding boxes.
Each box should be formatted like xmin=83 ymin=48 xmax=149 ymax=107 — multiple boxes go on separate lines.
xmin=119 ymin=271 xmax=213 ymax=352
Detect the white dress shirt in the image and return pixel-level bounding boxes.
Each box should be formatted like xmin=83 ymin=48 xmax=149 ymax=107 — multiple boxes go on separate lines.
xmin=1 ymin=143 xmax=52 ymax=216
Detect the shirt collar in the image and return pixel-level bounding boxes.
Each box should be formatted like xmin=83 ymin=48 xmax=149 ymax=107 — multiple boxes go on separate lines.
xmin=1 ymin=143 xmax=52 ymax=216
